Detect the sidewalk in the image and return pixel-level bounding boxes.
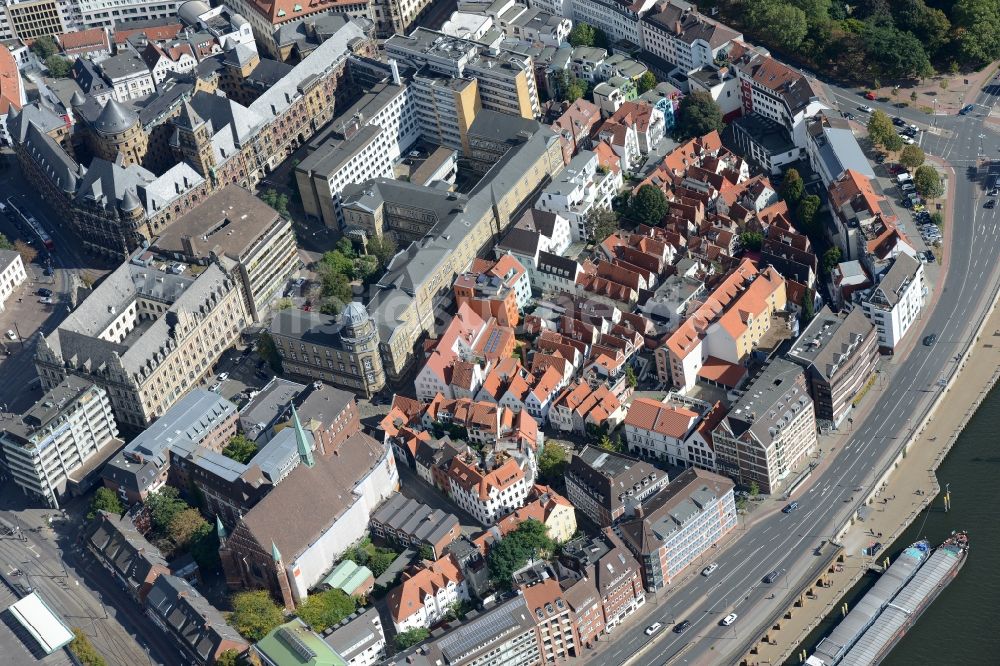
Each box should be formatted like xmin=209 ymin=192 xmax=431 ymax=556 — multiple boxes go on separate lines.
xmin=865 ymin=65 xmax=998 ymax=116
xmin=741 ymin=288 xmax=1000 ymax=666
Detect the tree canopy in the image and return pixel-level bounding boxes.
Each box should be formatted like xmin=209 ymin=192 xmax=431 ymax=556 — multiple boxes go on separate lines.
xmin=537 ymin=444 xmax=567 ymax=484
xmin=229 ymin=591 xmax=285 ymax=642
xmin=30 ymin=36 xmax=58 ymax=59
xmin=585 ymin=207 xmax=618 ymax=242
xmin=899 ymin=145 xmax=925 ymax=169
xmin=739 ymin=231 xmax=764 ymax=252
xmin=0 ymin=233 xmax=12 ymax=250
xmin=553 ymin=69 xmax=587 ymax=103
xmin=636 ymin=71 xmax=657 ymax=94
xmin=781 ymin=168 xmax=805 ymax=205
xmin=295 ymin=589 xmax=357 ymax=633
xmin=914 ymin=165 xmax=943 ymax=198
xmin=69 ymin=628 xmax=107 ymax=666
xmin=257 ymin=331 xmax=282 ymax=373
xmin=168 ymin=508 xmax=209 ymax=551
xmin=259 ymin=189 xmax=289 ymax=217
xmin=866 ymin=110 xmax=896 ymax=150
xmin=629 ymin=185 xmax=669 ymax=227
xmin=796 ymin=195 xmax=822 ymax=235
xmin=487 ymin=519 xmax=555 ymax=589
xmin=222 ymin=434 xmax=258 ymax=464
xmin=567 ymin=22 xmax=607 ymax=49
xmin=45 ymin=55 xmax=71 ymax=78
xmin=145 ymin=486 xmax=189 ymax=533
xmin=341 ymin=538 xmax=398 ymax=578
xmin=366 ymin=234 xmax=398 ymax=268
xmin=676 ymin=91 xmax=724 ymax=139
xmin=396 ymin=628 xmax=431 ymax=650
xmin=88 ymin=487 xmax=122 ymax=520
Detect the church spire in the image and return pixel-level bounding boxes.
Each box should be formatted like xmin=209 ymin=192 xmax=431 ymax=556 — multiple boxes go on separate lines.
xmin=271 ymin=541 xmax=282 ymax=563
xmin=216 ymin=515 xmax=227 ymax=542
xmin=291 ymin=403 xmax=314 ymax=468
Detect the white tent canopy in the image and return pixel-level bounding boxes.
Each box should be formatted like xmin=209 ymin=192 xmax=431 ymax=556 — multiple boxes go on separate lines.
xmin=7 ymin=592 xmax=74 ymax=654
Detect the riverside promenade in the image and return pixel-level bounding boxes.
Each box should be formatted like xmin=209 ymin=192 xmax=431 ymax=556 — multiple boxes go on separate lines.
xmin=741 ymin=289 xmax=1000 ymax=666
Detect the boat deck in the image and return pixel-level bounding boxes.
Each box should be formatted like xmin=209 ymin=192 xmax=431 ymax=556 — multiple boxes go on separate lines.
xmin=838 ymin=544 xmax=965 ymax=665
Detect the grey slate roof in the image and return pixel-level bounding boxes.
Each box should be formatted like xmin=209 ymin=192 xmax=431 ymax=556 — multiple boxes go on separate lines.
xmin=83 ymin=511 xmax=167 ymax=593
xmin=722 ymin=358 xmax=810 ymax=444
xmin=238 ymin=377 xmax=306 ymax=442
xmin=370 ymin=492 xmax=460 ymax=548
xmin=98 ymin=52 xmax=151 ymax=81
xmin=75 ymin=157 xmax=157 ymax=210
xmin=21 ymin=123 xmax=81 ymax=194
xmin=868 ymin=252 xmax=920 ymax=308
xmin=787 ymin=306 xmax=875 ymax=382
xmin=322 ymin=607 xmax=384 ymax=663
xmin=93 ymin=98 xmax=138 ymax=135
xmin=145 ymin=575 xmax=246 ymax=661
xmin=6 ymin=101 xmax=65 ymax=144
xmin=296 ymin=124 xmax=384 ymax=180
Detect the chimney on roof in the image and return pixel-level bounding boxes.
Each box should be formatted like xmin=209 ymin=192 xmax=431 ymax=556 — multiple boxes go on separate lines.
xmin=390 ymin=58 xmax=401 ymax=86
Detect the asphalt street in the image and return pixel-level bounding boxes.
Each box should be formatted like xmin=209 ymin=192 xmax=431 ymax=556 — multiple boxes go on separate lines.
xmin=602 ymin=78 xmax=1000 ymax=666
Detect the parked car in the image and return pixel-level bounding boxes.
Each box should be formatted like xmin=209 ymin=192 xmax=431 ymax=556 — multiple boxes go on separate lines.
xmin=864 ymin=91 xmax=876 ymax=100
xmin=645 ymin=623 xmax=663 ymax=636
xmin=210 ymin=382 xmax=223 ymax=393
xmin=901 ymin=183 xmax=915 ymax=192
xmin=673 ymin=620 xmax=692 ymax=634
xmin=721 ymin=614 xmax=739 ymax=627
xmin=989 ymin=187 xmax=1000 ymax=196
xmin=899 ymin=135 xmax=916 ymax=145
xmin=43 ymin=267 xmax=53 ymax=276
xmin=37 ymin=288 xmax=52 ymax=297
xmin=892 ymin=116 xmax=905 ymax=126
xmin=859 ymin=105 xmax=873 ymax=113
xmin=217 ymin=372 xmax=229 ymax=382
xmin=5 ymin=330 xmax=16 ymax=341
xmin=701 ymin=563 xmax=719 ymax=577
xmin=959 ymin=104 xmax=975 ymax=115
xmin=763 ymin=570 xmax=781 ymax=584
xmin=986 ymin=199 xmax=997 ymax=209
xmin=38 ymin=297 xmax=53 ymax=304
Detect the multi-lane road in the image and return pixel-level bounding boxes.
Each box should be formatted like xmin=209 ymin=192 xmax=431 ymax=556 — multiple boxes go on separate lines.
xmin=603 ymin=79 xmax=1000 ymax=665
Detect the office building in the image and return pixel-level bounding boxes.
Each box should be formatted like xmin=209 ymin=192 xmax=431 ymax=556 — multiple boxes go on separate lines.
xmin=615 ymin=468 xmax=736 ymax=590
xmin=35 ymin=253 xmax=250 ymax=428
xmin=321 ymin=607 xmax=386 ymax=666
xmin=641 ymin=1 xmax=741 ymax=75
xmin=151 ymin=185 xmax=300 ymax=323
xmin=564 ymin=445 xmax=667 ymax=528
xmin=862 ymin=253 xmax=925 ymax=353
xmin=712 ymin=358 xmax=818 ymax=494
xmin=0 ymin=377 xmax=121 ymax=508
xmin=787 ymin=306 xmax=879 ymax=427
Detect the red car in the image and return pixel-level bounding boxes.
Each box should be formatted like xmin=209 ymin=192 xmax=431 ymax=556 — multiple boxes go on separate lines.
xmin=889 ymin=164 xmax=904 ymax=174
xmin=864 ymin=91 xmax=876 ymax=100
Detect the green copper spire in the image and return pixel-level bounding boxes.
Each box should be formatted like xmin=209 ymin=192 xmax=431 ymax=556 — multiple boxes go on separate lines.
xmin=291 ymin=403 xmax=314 ymax=468
xmin=271 ymin=541 xmax=282 ymax=563
xmin=215 ymin=515 xmax=226 ymax=542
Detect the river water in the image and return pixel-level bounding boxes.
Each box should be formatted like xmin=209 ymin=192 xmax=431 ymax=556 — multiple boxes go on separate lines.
xmin=790 ymin=383 xmax=1000 ymax=664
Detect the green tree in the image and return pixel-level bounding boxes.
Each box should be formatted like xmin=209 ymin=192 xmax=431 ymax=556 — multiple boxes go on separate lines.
xmin=822 ymin=247 xmax=842 ymax=274
xmin=295 ymin=589 xmax=357 ymax=632
xmin=354 ymin=254 xmax=380 ymax=283
xmin=553 ymin=69 xmax=587 ymax=103
xmin=168 ymin=508 xmax=208 ymax=550
xmin=223 ymin=434 xmax=258 ymax=464
xmin=636 ymin=71 xmax=657 ymax=94
xmin=259 ymin=189 xmax=289 ymax=217
xmin=69 ymin=628 xmax=107 ymax=666
xmin=395 ymin=627 xmax=431 ymax=650
xmin=899 ymin=144 xmax=925 ymax=169
xmin=585 ymin=206 xmax=619 ymax=241
xmin=145 ymin=486 xmax=190 ymax=533
xmin=537 ymin=444 xmax=567 ymax=483
xmin=88 ymin=487 xmax=122 ymax=520
xmin=625 ymin=365 xmax=637 ymax=388
xmin=739 ymin=231 xmax=764 ymax=252
xmin=257 ymin=331 xmax=282 ymax=373
xmin=229 ymin=590 xmax=285 ymax=642
xmin=629 ymin=185 xmax=669 ymax=227
xmin=796 ymin=195 xmax=821 ymax=234
xmin=801 ymin=288 xmax=815 ymax=324
xmin=882 ymin=132 xmax=904 ymax=153
xmin=597 ymin=435 xmax=622 ymax=452
xmin=0 ymin=233 xmax=12 ymax=250
xmin=676 ymin=91 xmax=724 ymax=139
xmin=862 ymin=25 xmax=934 ymax=80
xmin=216 ymin=650 xmax=240 ymax=666
xmin=910 ymin=91 xmax=918 ymax=103
xmin=189 ymin=520 xmax=220 ymax=571
xmin=418 ymin=544 xmax=435 ymax=561
xmin=30 ymin=35 xmax=58 ymax=59
xmin=866 ymin=110 xmax=896 ymax=149
xmin=366 ymin=234 xmax=398 ymax=267
xmin=44 ymin=54 xmax=71 ymax=78
xmin=781 ymin=168 xmax=805 ymax=205
xmin=914 ymin=165 xmax=943 ymax=198
xmin=487 ymin=519 xmax=555 ymax=589
xmin=568 ymin=22 xmax=596 ymax=47
xmin=752 ymin=2 xmax=809 ymax=52
xmin=952 ymin=0 xmax=1000 ymax=68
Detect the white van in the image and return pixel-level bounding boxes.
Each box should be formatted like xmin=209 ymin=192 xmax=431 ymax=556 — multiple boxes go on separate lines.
xmin=896 ymin=173 xmax=912 ymax=185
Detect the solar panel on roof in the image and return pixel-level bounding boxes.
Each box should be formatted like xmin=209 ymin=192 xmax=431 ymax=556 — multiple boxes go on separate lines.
xmin=483 ymin=329 xmax=502 ymax=355
xmin=278 ymin=627 xmax=317 ymax=660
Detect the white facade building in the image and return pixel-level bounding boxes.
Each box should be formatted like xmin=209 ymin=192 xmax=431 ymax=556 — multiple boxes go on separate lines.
xmin=445 ymin=453 xmax=530 ymax=525
xmin=0 ymin=377 xmax=121 ymax=508
xmin=570 ymin=0 xmax=657 ymax=50
xmin=0 ymin=248 xmax=26 ymax=311
xmin=74 ymin=0 xmax=181 ymax=29
xmin=640 ymin=1 xmax=741 ymax=75
xmin=388 ymin=556 xmax=469 ymax=632
xmin=862 ymin=254 xmax=925 ymax=352
xmin=535 ymin=149 xmax=622 ymax=241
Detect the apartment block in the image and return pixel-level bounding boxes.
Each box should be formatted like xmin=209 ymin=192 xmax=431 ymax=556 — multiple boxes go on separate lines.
xmin=862 ymin=253 xmax=925 ymax=353
xmin=370 ymin=492 xmax=461 ymax=559
xmin=787 ymin=306 xmax=879 ymax=427
xmin=615 ymin=468 xmax=736 ymax=590
xmin=75 ymin=0 xmax=181 ymax=30
xmin=151 ymin=185 xmax=299 ymax=323
xmin=570 ymin=0 xmax=658 ymax=50
xmin=35 ymin=252 xmax=250 ymax=428
xmin=321 ymin=606 xmax=387 ymax=666
xmin=0 ymin=377 xmax=122 ymax=508
xmin=564 ymin=445 xmax=667 ymax=528
xmin=712 ymin=358 xmax=817 ymax=494
xmin=453 ymin=254 xmax=532 ymax=327
xmin=521 ymin=577 xmax=581 ymax=661
xmin=623 ymin=393 xmax=720 ymax=470
xmin=641 ymin=1 xmax=741 ymax=75
xmin=559 ymin=530 xmax=646 ymax=634
xmin=223 ymin=0 xmax=371 ymax=59
xmin=0 ymin=248 xmax=25 ymax=311
xmin=444 ymin=450 xmax=530 ymax=526
xmin=0 ymin=0 xmax=71 ymax=40
xmin=535 ymin=149 xmax=622 ymax=242
xmin=387 ymin=554 xmax=468 ymax=632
